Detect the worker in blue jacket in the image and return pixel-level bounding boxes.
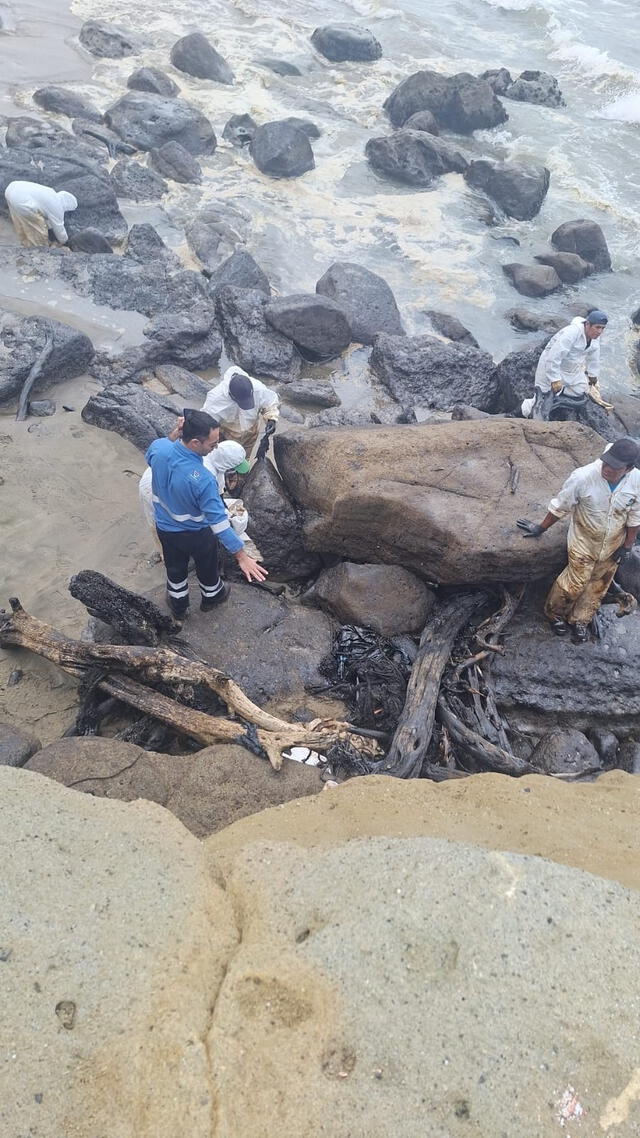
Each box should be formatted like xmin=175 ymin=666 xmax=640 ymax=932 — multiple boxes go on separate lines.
xmin=146 ymin=409 xmax=267 ymax=618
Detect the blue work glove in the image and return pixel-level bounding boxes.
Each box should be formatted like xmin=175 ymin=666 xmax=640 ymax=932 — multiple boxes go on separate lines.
xmin=516 ymin=519 xmax=545 ymax=539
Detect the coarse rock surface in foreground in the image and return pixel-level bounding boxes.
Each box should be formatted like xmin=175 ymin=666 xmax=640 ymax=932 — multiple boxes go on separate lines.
xmin=0 ymin=766 xmax=229 ymax=1138
xmin=26 ymin=737 xmax=322 ymax=837
xmin=4 ymin=764 xmax=640 ymax=1137
xmin=275 ymin=419 xmax=601 ymax=584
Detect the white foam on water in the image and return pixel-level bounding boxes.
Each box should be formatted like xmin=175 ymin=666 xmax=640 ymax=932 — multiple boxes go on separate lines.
xmin=477 ymin=0 xmax=540 ymax=10
xmin=599 ymin=92 xmax=640 ymax=123
xmin=547 ymin=15 xmax=640 ymax=84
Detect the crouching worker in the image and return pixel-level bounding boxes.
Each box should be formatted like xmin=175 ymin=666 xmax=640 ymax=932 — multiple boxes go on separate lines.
xmin=4 ymin=180 xmax=78 ymax=246
xmin=517 ymin=437 xmax=640 ymax=643
xmin=145 ymin=410 xmax=267 ymax=619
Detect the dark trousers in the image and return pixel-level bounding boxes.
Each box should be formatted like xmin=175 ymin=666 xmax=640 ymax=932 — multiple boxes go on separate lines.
xmin=157 ymin=527 xmax=224 ymax=616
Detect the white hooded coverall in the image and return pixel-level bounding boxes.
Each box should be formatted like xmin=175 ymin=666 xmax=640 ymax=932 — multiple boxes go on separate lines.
xmin=201 ymin=367 xmax=279 ymax=453
xmin=4 ymin=181 xmax=78 ymax=246
xmin=534 ymin=316 xmax=600 ymax=396
xmin=544 ymin=458 xmax=640 ymax=624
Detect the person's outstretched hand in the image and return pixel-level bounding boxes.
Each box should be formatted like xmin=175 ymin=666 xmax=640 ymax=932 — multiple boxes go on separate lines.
xmin=516 ymin=518 xmax=544 ymax=538
xmin=235 ymin=549 xmax=269 ymax=583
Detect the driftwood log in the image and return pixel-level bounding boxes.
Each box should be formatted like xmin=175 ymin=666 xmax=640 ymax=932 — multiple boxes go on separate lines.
xmin=16 ymin=334 xmax=54 ymax=422
xmin=0 ymin=599 xmax=362 ymax=770
xmin=69 ymin=570 xmax=177 ymax=646
xmin=377 ymin=591 xmax=490 ymax=778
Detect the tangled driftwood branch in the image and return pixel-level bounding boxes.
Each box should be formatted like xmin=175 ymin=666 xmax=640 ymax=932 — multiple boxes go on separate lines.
xmin=0 ymin=599 xmax=361 ymax=770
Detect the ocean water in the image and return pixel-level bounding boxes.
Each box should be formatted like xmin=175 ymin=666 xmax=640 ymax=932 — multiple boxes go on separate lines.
xmin=26 ymin=0 xmax=640 ymax=385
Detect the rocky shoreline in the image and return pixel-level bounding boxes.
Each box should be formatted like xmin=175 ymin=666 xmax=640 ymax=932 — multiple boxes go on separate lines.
xmin=2 ymin=7 xmax=640 ymax=1135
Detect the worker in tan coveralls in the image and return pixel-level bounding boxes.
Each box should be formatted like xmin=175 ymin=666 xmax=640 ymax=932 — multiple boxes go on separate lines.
xmin=516 ymin=437 xmax=640 ymax=643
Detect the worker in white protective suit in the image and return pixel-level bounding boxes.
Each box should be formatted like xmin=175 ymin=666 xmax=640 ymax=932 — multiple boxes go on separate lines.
xmin=4 ymin=181 xmax=78 ymax=247
xmin=521 ymin=310 xmax=613 ymax=421
xmin=516 ymin=437 xmax=640 ymax=643
xmin=201 ymin=367 xmax=279 ymax=456
xmin=139 ymin=439 xmax=251 ymax=545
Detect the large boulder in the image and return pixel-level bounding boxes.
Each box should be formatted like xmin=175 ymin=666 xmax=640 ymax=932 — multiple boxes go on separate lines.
xmin=0 ymin=311 xmax=94 ymax=406
xmin=0 ymin=723 xmax=40 ymax=768
xmin=274 ymin=419 xmax=602 ymax=584
xmin=33 ymin=85 xmax=102 ymax=122
xmin=365 ymin=129 xmax=467 ymax=187
xmin=250 ymin=121 xmax=315 ymax=178
xmin=215 ymin=286 xmax=302 ymax=382
xmin=81 ymin=381 xmax=178 ymax=450
xmin=305 ymin=562 xmax=435 ymax=635
xmin=208 ymin=250 xmax=270 ymax=296
xmin=316 ymin=262 xmax=402 ymax=344
xmin=551 ymin=219 xmax=612 ymax=272
xmin=493 ymin=599 xmax=640 ymax=735
xmin=265 ymin=293 xmax=351 ymax=361
xmin=241 ymin=459 xmax=322 ymax=580
xmin=78 ymin=19 xmax=142 ymax=57
xmin=310 ymin=24 xmax=382 ymax=63
xmin=25 ymin=737 xmax=322 ymax=837
xmin=502 ymin=262 xmax=562 ymax=297
xmin=504 ymin=70 xmax=564 ymax=107
xmin=384 ymin=69 xmax=507 ymax=133
xmin=105 ymin=91 xmax=217 ymax=155
xmin=464 ymin=159 xmax=550 ymax=221
xmin=370 ymin=333 xmax=497 ymax=411
xmin=59 ymin=253 xmax=208 ymax=317
xmin=169 ymin=32 xmax=234 ymax=84
xmin=0 ymin=147 xmax=127 ymax=241
xmin=534 ymin=251 xmax=593 ymax=283
xmin=127 ymin=66 xmax=179 ymax=97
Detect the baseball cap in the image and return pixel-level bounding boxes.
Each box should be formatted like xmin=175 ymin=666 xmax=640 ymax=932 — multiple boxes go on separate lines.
xmin=586 ymin=309 xmax=608 ymax=326
xmin=600 ymin=437 xmax=639 ymax=469
xmin=228 ymin=372 xmax=255 ymax=410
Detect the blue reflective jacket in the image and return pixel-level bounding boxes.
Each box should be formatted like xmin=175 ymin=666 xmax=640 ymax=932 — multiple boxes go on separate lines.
xmin=145 ymin=438 xmax=243 ymax=553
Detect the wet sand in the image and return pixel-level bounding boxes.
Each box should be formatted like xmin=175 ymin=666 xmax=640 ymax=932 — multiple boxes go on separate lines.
xmin=0 ymin=0 xmax=90 ymax=117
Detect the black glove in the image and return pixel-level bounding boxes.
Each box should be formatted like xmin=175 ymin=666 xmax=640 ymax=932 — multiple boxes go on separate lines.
xmin=516 ymin=519 xmax=545 ymax=539
xmin=613 ymin=545 xmax=632 ymax=564
xmin=264 ymin=419 xmax=277 ymax=438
